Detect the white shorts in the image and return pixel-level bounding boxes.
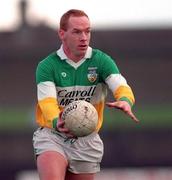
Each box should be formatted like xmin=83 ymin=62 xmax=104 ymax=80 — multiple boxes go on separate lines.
xmin=33 ymin=127 xmax=104 ymax=174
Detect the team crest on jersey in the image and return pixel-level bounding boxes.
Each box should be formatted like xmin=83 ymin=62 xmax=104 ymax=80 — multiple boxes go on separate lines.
xmin=87 ymin=67 xmax=98 ymax=83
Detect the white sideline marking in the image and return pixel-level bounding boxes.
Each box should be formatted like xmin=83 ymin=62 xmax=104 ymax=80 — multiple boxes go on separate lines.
xmin=16 ymin=168 xmax=172 ymax=180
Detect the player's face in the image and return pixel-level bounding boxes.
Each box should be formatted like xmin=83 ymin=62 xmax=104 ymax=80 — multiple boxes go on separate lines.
xmin=59 ymin=16 xmax=91 ymax=61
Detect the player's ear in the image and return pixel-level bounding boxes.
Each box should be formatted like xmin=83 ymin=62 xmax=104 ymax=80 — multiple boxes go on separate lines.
xmin=58 ymin=29 xmax=65 ymax=40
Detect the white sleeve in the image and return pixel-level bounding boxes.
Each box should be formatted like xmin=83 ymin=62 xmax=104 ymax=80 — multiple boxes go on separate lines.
xmin=37 ymin=81 xmax=57 ymax=100
xmin=105 ymin=74 xmax=129 ymax=92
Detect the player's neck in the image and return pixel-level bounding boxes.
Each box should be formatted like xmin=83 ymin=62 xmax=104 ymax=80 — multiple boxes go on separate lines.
xmin=63 ymin=46 xmax=84 ymax=63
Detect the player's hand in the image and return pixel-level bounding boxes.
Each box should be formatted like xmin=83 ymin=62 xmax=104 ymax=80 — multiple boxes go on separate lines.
xmin=56 ymin=112 xmax=77 ymax=138
xmin=106 ymin=101 xmax=139 ymax=123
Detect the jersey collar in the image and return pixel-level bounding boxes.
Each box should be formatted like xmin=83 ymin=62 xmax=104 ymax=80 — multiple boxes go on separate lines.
xmin=56 ymin=45 xmax=92 ymax=60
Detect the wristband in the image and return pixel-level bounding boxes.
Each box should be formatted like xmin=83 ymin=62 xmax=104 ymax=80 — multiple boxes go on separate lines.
xmin=119 ymin=97 xmax=133 ymax=107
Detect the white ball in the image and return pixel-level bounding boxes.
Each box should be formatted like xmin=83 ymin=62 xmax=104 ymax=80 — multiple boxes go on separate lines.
xmin=61 ymin=100 xmax=98 ymax=137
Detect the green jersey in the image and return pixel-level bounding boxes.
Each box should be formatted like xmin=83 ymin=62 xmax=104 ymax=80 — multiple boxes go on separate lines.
xmin=36 ymin=46 xmax=134 ymax=130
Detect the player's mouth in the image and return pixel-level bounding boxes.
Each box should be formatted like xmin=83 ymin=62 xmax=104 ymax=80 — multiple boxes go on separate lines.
xmin=78 ymin=45 xmax=88 ymax=50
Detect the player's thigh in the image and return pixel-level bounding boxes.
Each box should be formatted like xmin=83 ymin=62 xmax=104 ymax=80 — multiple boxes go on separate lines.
xmin=65 ymin=171 xmax=95 ymax=180
xmin=37 ymin=151 xmax=68 ymax=180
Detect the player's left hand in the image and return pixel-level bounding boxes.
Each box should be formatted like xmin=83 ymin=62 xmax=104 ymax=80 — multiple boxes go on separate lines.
xmin=106 ymin=101 xmax=139 ymax=123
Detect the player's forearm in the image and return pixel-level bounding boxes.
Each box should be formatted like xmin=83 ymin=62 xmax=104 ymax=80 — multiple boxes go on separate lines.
xmin=105 ymin=74 xmax=135 ymax=107
xmin=113 ymin=85 xmax=135 ymax=107
xmin=36 ymin=97 xmax=60 ymax=128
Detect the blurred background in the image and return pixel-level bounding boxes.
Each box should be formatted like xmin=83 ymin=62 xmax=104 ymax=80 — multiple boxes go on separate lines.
xmin=0 ymin=0 xmax=172 ymax=179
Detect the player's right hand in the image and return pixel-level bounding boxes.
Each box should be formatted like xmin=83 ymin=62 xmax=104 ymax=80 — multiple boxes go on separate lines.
xmin=56 ymin=112 xmax=77 ymax=138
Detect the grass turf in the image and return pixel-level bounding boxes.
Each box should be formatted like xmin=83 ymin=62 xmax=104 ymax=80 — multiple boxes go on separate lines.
xmin=0 ymin=105 xmax=172 ymax=131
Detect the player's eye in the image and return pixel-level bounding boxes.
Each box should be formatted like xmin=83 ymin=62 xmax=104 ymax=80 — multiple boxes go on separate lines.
xmin=86 ymin=30 xmax=90 ymax=34
xmin=73 ymin=30 xmax=81 ymax=34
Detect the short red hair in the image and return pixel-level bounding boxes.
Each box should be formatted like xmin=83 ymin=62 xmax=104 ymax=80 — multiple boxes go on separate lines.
xmin=60 ymin=9 xmax=89 ymax=31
